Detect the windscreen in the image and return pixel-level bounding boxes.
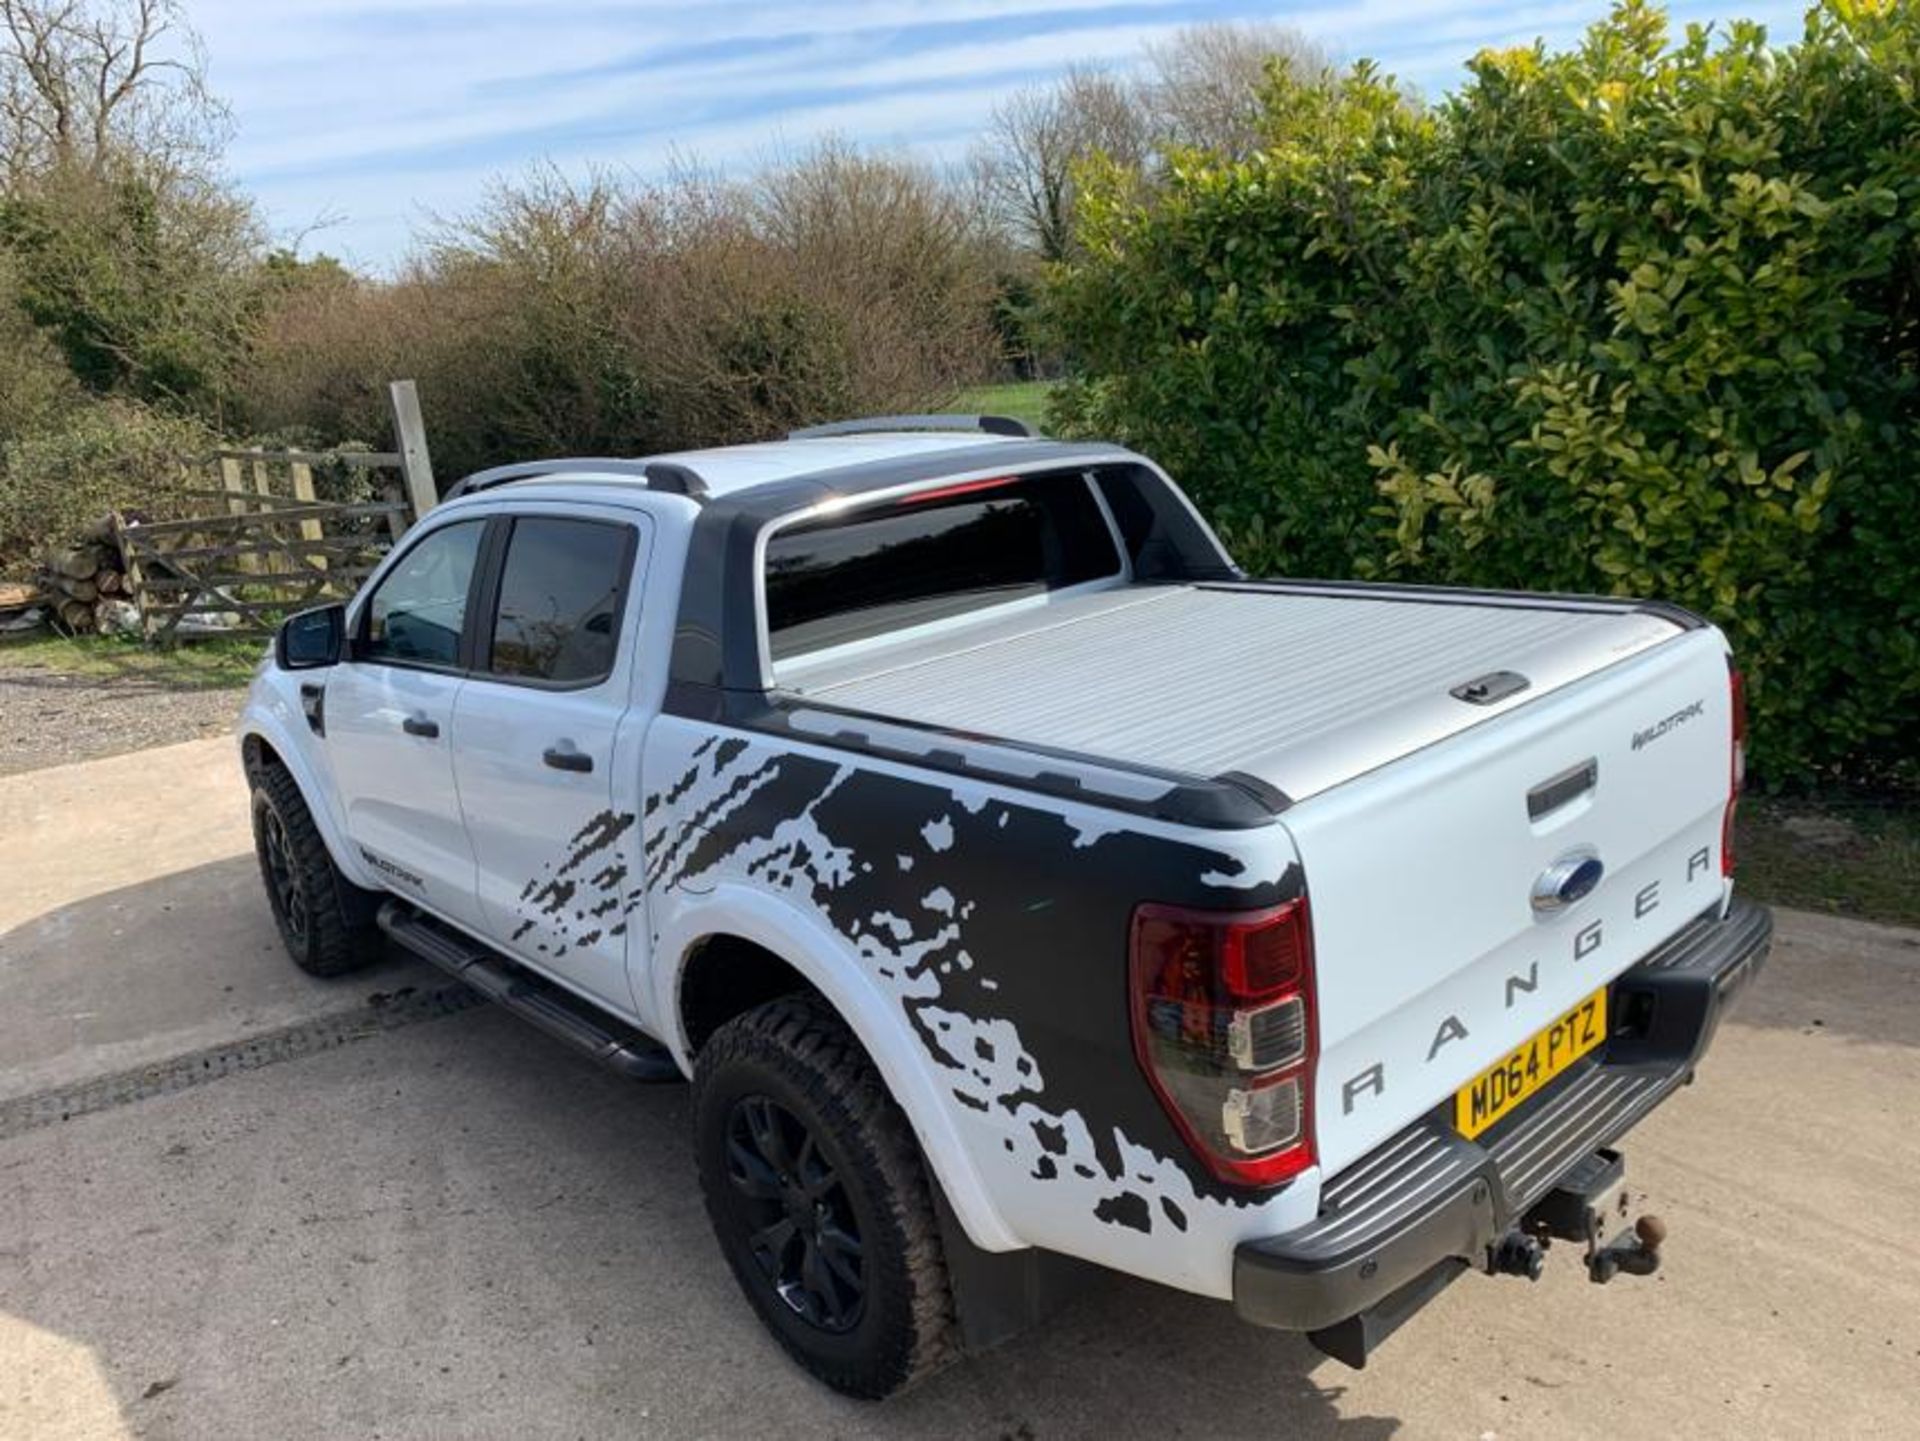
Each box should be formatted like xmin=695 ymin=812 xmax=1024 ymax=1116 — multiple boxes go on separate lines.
xmin=765 ymin=471 xmax=1121 ymax=661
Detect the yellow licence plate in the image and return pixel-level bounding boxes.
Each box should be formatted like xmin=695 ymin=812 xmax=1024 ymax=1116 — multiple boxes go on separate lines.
xmin=1454 ymin=988 xmax=1608 ymax=1140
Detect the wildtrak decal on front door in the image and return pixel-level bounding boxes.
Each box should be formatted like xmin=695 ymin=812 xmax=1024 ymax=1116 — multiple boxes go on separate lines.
xmin=360 ymin=847 xmax=424 ymax=891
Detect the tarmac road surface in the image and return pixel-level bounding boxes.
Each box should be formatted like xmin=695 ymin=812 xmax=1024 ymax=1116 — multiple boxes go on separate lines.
xmin=3 ymin=739 xmax=1917 ymax=1439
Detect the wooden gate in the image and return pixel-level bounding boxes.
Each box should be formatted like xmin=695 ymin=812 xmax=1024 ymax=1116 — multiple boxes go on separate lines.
xmin=114 ymin=382 xmax=438 ymax=642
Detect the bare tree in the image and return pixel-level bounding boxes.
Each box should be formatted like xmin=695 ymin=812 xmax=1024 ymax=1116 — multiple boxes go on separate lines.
xmin=0 ymin=0 xmax=225 ymax=187
xmin=1142 ymin=22 xmax=1334 ymax=158
xmin=977 ymin=65 xmax=1149 ymax=262
xmin=754 ymin=139 xmax=986 ymax=298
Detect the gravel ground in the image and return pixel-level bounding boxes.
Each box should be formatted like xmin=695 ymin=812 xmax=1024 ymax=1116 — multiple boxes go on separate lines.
xmin=0 ymin=663 xmax=245 ymax=775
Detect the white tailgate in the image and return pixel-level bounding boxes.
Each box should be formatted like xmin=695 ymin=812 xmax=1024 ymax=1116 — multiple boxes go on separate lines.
xmin=1288 ymin=627 xmax=1734 ymax=1178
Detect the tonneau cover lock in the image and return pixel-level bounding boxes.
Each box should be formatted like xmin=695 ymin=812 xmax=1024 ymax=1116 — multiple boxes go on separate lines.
xmin=1450 ymin=669 xmax=1531 ymax=705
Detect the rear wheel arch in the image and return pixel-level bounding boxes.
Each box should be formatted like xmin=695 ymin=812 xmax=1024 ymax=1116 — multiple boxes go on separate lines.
xmin=679 ymin=932 xmax=825 ymax=1057
xmin=692 ymin=992 xmax=959 ymax=1397
xmin=657 ymin=901 xmax=1022 ymax=1254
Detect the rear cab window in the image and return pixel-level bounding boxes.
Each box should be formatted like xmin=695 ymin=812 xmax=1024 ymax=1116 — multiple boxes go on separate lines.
xmin=483 ymin=516 xmax=634 ymax=686
xmin=764 ymin=469 xmax=1124 ymax=668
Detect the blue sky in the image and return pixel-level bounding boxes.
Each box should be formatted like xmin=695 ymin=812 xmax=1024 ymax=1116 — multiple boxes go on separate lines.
xmin=189 ymin=0 xmax=1811 ymax=269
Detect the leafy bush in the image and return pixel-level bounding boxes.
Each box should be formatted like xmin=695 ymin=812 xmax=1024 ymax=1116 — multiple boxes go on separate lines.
xmin=1047 ymin=1 xmax=1920 ymax=783
xmin=0 ymin=256 xmax=84 ymax=441
xmin=0 ymin=401 xmax=215 ymax=566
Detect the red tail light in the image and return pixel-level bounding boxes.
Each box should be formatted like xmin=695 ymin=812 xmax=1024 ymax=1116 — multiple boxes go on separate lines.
xmin=1723 ymin=664 xmax=1747 ymax=877
xmin=1129 ymin=899 xmax=1316 ymax=1187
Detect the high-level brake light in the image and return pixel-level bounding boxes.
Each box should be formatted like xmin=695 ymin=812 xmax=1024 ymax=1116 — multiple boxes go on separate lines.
xmin=902 ymin=475 xmax=1017 ymax=506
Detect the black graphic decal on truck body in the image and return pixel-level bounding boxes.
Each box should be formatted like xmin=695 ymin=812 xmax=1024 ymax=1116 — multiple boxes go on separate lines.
xmin=644 ymin=730 xmax=1303 ymax=1224
xmin=513 ymin=809 xmax=638 ymax=956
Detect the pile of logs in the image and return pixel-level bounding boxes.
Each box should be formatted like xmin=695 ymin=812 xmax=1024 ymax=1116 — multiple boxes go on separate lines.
xmin=38 ymin=521 xmax=140 ymax=636
xmin=0 ymin=579 xmax=46 ymax=635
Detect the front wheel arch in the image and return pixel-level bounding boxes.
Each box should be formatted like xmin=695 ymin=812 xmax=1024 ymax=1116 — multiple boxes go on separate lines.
xmin=248 ymin=756 xmax=382 ymax=976
xmin=237 ymin=716 xmax=379 ymax=893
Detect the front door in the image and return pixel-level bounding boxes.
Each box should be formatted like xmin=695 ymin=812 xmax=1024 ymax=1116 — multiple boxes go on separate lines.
xmin=325 ymin=516 xmax=488 ymax=931
xmin=451 ymin=508 xmax=650 ymax=1014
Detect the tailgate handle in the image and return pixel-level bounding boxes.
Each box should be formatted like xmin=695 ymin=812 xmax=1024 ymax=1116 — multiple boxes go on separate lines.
xmin=1528 ymin=759 xmax=1598 ymax=821
xmin=1451 ymin=670 xmax=1530 ymax=705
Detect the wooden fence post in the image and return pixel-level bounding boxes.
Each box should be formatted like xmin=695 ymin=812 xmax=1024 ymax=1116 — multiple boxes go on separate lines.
xmin=249 ymin=448 xmax=281 ymax=573
xmin=220 ymin=456 xmax=257 ymax=574
xmin=388 ymin=380 xmax=437 ymax=529
xmin=122 ymin=449 xmax=415 ymax=641
xmin=289 ymin=460 xmax=325 ymax=572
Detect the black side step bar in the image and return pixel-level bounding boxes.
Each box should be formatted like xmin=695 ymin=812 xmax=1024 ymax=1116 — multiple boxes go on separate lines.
xmin=377 ymin=902 xmax=680 ymax=1082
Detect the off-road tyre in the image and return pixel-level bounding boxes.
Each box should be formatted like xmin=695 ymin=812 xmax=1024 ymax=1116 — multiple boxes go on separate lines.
xmin=249 ymin=760 xmax=381 ymax=977
xmin=693 ymin=995 xmax=957 ymax=1400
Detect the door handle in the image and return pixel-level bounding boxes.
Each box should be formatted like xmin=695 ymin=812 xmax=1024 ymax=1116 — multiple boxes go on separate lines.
xmin=402 ymin=714 xmax=439 ymax=738
xmin=543 ymin=745 xmax=593 ymax=774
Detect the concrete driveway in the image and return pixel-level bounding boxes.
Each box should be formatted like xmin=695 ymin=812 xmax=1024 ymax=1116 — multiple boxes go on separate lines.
xmin=3 ymin=738 xmax=1917 ymax=1439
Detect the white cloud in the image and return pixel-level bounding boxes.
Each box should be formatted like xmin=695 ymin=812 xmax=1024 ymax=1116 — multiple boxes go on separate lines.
xmin=190 ymin=0 xmax=1814 ymax=268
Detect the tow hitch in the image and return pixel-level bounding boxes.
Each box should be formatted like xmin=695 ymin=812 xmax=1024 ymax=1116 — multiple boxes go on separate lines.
xmin=1506 ymin=1149 xmax=1666 ymax=1284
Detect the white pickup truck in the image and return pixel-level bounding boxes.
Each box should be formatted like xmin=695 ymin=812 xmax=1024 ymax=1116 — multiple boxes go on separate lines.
xmin=239 ymin=415 xmax=1771 ymax=1398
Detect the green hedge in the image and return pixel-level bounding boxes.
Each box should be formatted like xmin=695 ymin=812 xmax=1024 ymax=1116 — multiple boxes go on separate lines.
xmin=1047 ymin=1 xmax=1919 ymax=784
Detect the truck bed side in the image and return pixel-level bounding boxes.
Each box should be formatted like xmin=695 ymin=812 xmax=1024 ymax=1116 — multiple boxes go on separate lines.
xmin=639 ymin=715 xmax=1318 ymax=1297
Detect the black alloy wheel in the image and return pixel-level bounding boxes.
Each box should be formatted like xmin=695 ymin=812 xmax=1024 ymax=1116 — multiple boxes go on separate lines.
xmin=259 ymin=803 xmax=308 ymax=944
xmin=725 ymin=1094 xmax=867 ymax=1333
xmin=692 ymin=996 xmax=955 ymax=1398
xmin=248 ymin=759 xmax=381 ymax=977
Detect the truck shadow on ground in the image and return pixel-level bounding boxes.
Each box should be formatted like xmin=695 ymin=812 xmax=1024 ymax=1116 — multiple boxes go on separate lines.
xmin=2 ymin=988 xmax=1400 ymax=1439
xmin=0 ymin=853 xmax=441 ymax=1114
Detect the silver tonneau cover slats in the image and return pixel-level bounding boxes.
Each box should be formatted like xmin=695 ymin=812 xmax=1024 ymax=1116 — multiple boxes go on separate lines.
xmin=784 ymin=584 xmax=1681 ymax=799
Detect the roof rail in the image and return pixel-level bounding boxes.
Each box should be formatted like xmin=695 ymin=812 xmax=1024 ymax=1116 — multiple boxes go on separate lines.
xmin=640 ymin=461 xmax=708 ymax=498
xmin=787 ymin=413 xmax=1039 ymax=441
xmin=442 ymin=458 xmax=709 ymax=502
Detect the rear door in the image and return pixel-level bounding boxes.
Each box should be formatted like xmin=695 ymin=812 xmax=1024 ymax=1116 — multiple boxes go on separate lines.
xmin=451 ymin=506 xmax=650 ymax=1014
xmin=325 ymin=515 xmax=488 ymax=930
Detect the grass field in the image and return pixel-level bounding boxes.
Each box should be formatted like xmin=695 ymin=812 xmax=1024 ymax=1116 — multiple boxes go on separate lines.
xmin=953 ymin=380 xmax=1056 ymax=432
xmin=0 ymin=630 xmax=264 ymax=689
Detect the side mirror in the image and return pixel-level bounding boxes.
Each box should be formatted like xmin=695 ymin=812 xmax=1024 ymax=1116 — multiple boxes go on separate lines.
xmin=277 ymin=603 xmax=346 ymax=670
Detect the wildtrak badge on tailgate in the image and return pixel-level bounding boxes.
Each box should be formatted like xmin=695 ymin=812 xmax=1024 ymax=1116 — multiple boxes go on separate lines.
xmin=1631 ymin=699 xmax=1705 ymax=750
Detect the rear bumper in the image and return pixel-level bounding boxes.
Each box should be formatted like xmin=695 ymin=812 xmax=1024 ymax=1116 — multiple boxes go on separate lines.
xmin=1232 ymin=897 xmax=1772 ymax=1342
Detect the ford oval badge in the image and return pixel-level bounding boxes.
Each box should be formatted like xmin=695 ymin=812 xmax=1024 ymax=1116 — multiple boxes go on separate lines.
xmin=1532 ymin=848 xmax=1605 ymax=915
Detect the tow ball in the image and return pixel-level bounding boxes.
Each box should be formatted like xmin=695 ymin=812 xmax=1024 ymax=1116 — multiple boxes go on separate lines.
xmin=1503 ymin=1148 xmax=1666 ymax=1285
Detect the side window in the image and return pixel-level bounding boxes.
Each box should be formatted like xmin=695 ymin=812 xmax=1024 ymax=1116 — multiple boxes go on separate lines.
xmin=361 ymin=520 xmax=485 ymax=668
xmin=486 ymin=518 xmax=632 ymax=684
